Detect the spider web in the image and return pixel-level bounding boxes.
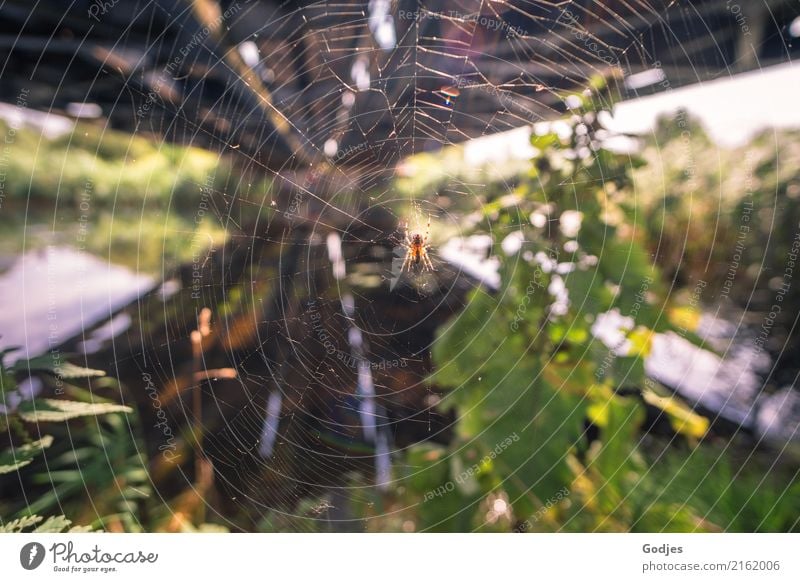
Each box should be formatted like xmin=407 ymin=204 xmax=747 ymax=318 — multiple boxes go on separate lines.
xmin=110 ymin=0 xmax=783 ymax=531
xmin=144 ymin=0 xmax=680 ymax=531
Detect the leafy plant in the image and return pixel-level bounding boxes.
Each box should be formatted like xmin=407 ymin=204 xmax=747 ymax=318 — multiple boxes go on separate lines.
xmin=377 ymin=76 xmax=799 ymax=533
xmin=0 ymin=348 xmax=139 ymax=531
xmin=0 ymin=119 xmax=269 ymax=273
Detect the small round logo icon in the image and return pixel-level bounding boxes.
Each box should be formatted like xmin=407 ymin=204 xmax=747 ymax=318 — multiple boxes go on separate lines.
xmin=20 ymin=542 xmax=46 ymax=570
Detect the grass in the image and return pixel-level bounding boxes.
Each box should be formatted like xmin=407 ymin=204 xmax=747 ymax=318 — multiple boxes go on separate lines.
xmin=0 ymin=120 xmax=270 ymax=273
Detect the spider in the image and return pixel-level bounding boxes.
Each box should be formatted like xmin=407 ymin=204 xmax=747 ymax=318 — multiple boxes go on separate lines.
xmin=399 ymin=216 xmax=435 ymax=272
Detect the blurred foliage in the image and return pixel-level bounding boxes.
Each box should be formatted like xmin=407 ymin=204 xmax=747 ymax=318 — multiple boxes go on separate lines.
xmin=0 ymin=121 xmax=218 ymax=207
xmin=633 ymin=112 xmax=800 ymax=293
xmin=0 ymin=348 xmax=138 ymax=531
xmin=358 ymin=78 xmax=800 ymax=533
xmin=0 ymin=514 xmax=93 ymax=533
xmin=0 ymin=120 xmax=269 ymax=273
xmin=632 ymin=114 xmax=800 ymax=383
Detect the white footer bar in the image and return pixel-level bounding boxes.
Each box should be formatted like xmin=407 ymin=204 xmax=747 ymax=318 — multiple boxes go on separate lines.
xmin=1 ymin=533 xmax=796 ymax=581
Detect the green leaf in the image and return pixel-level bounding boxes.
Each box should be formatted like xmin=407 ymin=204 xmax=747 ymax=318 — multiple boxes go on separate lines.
xmin=0 ymin=513 xmax=90 ymax=533
xmin=33 ymin=515 xmax=72 ymax=533
xmin=0 ymin=514 xmax=43 ymax=533
xmin=642 ymin=385 xmax=709 ymax=439
xmin=1 ymin=370 xmax=17 ymax=400
xmin=0 ymin=435 xmax=54 ymax=474
xmin=11 ymin=357 xmax=106 ymax=379
xmin=18 ymin=399 xmax=132 ymax=423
